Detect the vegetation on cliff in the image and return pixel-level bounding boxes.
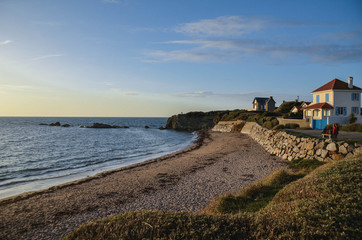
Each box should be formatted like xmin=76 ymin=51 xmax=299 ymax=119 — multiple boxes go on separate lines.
xmin=63 ymin=155 xmax=361 ymax=240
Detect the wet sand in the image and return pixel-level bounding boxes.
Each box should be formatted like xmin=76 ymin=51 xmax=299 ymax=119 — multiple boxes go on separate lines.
xmin=0 ymin=131 xmax=287 ymax=240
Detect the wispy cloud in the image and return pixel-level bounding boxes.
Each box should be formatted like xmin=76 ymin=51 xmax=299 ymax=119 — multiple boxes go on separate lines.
xmin=0 ymin=40 xmax=12 ymax=46
xmin=31 ymin=54 xmax=64 ymax=61
xmin=171 ymin=91 xmax=270 ymax=99
xmin=145 ymin=39 xmax=362 ymax=64
xmin=175 ymin=16 xmax=264 ymax=36
xmin=143 ymin=16 xmax=362 ymax=64
xmin=123 ymin=92 xmax=139 ymax=96
xmin=102 ymin=0 xmax=120 ymax=4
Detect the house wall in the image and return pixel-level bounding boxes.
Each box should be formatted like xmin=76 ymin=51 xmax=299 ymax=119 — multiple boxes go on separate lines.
xmin=313 ymin=90 xmax=334 ymax=104
xmin=333 ymin=90 xmax=361 ymax=116
xmin=266 ymin=101 xmax=275 ymax=111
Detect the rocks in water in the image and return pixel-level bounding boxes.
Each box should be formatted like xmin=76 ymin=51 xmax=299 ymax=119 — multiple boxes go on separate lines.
xmin=144 ymin=125 xmax=150 ymax=129
xmin=85 ymin=123 xmax=129 ymax=129
xmin=40 ymin=122 xmax=71 ymax=127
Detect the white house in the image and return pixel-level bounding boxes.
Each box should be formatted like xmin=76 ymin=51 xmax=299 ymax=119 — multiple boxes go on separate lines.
xmin=302 ymin=77 xmax=362 ymax=129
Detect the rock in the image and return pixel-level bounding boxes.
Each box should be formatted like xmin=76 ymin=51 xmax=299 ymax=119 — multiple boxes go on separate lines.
xmin=331 ymin=153 xmax=344 ymax=161
xmin=62 ymin=124 xmax=71 ymax=128
xmin=316 ymin=149 xmax=322 ymax=156
xmin=282 ymin=154 xmax=288 ymax=160
xmin=326 ymin=142 xmax=337 ymax=152
xmin=307 ymin=149 xmax=315 ymax=156
xmin=86 ymin=123 xmax=122 ymax=129
xmin=316 ymin=141 xmax=327 ymax=149
xmin=347 ymin=144 xmax=355 ymax=152
xmin=338 ymin=145 xmax=348 ymax=155
xmin=49 ymin=122 xmax=61 ymax=127
xmin=321 ymin=149 xmax=328 ymax=158
xmin=39 ymin=123 xmax=49 ymax=126
xmin=354 ymin=147 xmax=362 ymax=155
xmin=288 ymin=156 xmax=293 ymax=161
xmin=305 ymin=141 xmax=316 ymax=150
xmin=144 ymin=126 xmax=150 ymax=129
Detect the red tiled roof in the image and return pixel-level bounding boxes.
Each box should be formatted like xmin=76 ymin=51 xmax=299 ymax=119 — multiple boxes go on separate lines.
xmin=312 ymin=79 xmax=362 ymax=92
xmin=301 ymin=102 xmax=334 ymax=110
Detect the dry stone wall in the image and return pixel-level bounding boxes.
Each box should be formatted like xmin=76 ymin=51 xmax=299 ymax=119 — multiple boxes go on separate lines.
xmin=214 ymin=121 xmax=360 ymax=161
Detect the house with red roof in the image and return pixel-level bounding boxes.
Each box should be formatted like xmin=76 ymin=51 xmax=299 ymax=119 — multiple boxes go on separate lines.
xmin=302 ymin=77 xmax=362 ymax=129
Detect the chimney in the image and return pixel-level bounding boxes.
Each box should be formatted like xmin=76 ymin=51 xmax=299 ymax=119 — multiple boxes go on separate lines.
xmin=348 ymin=76 xmax=353 ymax=89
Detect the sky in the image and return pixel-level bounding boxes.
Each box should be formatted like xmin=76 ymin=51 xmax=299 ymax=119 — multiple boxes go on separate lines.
xmin=0 ymin=0 xmax=361 ymax=117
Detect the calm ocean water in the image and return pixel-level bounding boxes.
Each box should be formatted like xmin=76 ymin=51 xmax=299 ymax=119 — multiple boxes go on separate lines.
xmin=0 ymin=117 xmax=195 ymax=199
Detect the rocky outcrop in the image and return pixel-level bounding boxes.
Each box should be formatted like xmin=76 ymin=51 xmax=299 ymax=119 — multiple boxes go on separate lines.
xmin=164 ymin=111 xmax=228 ymax=131
xmin=82 ymin=123 xmax=129 ymax=129
xmin=213 ymin=121 xmax=360 ymax=161
xmin=40 ymin=122 xmax=71 ymax=127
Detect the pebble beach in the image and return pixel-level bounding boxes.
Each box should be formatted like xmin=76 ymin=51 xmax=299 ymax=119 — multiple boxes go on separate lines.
xmin=0 ymin=131 xmax=287 ymax=240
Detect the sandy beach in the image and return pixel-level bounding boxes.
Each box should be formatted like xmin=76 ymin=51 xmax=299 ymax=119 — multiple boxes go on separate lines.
xmin=0 ymin=131 xmax=286 ymax=240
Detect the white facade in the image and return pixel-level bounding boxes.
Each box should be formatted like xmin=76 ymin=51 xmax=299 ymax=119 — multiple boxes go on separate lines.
xmin=306 ymin=86 xmax=362 ymax=126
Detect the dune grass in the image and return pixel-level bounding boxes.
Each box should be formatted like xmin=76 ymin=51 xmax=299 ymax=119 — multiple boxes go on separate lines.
xmin=63 ymin=156 xmax=361 ymax=240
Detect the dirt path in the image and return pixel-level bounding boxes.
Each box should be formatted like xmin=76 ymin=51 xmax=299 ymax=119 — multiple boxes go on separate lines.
xmin=0 ymin=131 xmax=287 ymax=240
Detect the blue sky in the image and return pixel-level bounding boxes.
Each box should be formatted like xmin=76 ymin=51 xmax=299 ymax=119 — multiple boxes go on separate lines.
xmin=0 ymin=0 xmax=361 ymax=116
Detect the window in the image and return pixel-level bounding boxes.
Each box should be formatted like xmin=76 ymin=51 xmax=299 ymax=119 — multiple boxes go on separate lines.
xmin=313 ymin=110 xmax=319 ymax=117
xmin=324 ymin=110 xmax=330 ymax=116
xmin=352 ymin=93 xmax=360 ymax=101
xmin=335 ymin=107 xmax=347 ymax=116
xmin=325 ymin=93 xmax=329 ymax=102
xmin=316 ymin=95 xmax=320 ymax=103
xmin=306 ymin=110 xmax=312 ymax=117
xmin=352 ymin=107 xmax=359 ymax=115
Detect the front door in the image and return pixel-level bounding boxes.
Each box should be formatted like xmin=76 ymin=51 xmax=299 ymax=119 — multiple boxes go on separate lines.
xmin=313 ymin=119 xmax=327 ymax=129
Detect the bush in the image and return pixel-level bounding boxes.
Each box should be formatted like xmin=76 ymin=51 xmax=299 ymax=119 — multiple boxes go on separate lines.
xmin=273 ymin=124 xmax=285 ymax=130
xmin=349 ymin=113 xmax=357 ymax=124
xmin=340 ymin=123 xmax=362 ymax=132
xmin=285 ymin=123 xmax=299 ymax=129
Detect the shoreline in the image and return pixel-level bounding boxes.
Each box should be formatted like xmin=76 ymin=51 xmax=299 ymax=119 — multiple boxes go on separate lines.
xmin=0 ymin=131 xmax=286 ymax=240
xmin=0 ymin=131 xmax=204 ymax=206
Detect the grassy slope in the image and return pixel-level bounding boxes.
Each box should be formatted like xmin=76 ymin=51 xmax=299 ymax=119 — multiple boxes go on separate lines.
xmin=63 ymin=156 xmax=361 ymax=240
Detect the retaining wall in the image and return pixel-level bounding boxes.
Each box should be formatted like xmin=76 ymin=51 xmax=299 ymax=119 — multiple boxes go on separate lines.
xmin=213 ymin=121 xmax=360 ymax=161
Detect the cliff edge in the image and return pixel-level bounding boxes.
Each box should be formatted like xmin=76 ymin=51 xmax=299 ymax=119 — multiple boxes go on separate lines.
xmin=164 ymin=111 xmax=228 ymax=131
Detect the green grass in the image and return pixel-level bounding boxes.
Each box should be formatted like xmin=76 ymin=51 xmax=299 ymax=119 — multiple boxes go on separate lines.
xmin=63 ymin=156 xmax=361 ymax=240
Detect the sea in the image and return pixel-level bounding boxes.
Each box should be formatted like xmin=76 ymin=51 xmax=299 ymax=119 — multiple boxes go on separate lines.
xmin=0 ymin=117 xmax=196 ymax=200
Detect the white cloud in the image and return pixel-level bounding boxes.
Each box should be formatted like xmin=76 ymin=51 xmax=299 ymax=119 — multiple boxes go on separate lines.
xmin=0 ymin=40 xmax=12 ymax=46
xmin=31 ymin=54 xmax=64 ymax=61
xmin=175 ymin=16 xmax=264 ymax=36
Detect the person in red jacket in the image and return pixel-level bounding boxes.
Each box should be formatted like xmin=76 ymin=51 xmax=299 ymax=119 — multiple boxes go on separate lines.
xmin=332 ymin=123 xmax=339 ymax=139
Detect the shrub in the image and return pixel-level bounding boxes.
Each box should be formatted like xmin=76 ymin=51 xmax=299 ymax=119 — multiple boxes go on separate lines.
xmin=285 ymin=123 xmax=299 ymax=129
xmin=349 ymin=113 xmax=357 ymax=124
xmin=262 ymin=121 xmax=273 ymax=129
xmin=273 ymin=124 xmax=285 ymax=130
xmin=340 ymin=123 xmax=362 ymax=132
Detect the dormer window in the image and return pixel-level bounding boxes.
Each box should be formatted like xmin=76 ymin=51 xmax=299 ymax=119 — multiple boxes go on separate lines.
xmin=316 ymin=95 xmax=320 ymax=103
xmin=325 ymin=93 xmax=329 ymax=102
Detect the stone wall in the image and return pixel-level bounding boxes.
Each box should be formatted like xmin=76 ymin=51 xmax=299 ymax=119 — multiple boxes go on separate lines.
xmin=213 ymin=121 xmax=360 ymax=161
xmin=276 ymin=117 xmax=310 ymax=128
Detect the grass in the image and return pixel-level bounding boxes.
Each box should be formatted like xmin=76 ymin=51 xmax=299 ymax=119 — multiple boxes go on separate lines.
xmin=63 ymin=156 xmax=361 ymax=240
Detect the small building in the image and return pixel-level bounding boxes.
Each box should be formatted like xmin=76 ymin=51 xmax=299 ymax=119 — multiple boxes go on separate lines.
xmin=290 ymin=102 xmax=311 ymax=113
xmin=302 ymin=77 xmax=362 ymax=129
xmin=252 ymin=96 xmax=276 ymax=111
